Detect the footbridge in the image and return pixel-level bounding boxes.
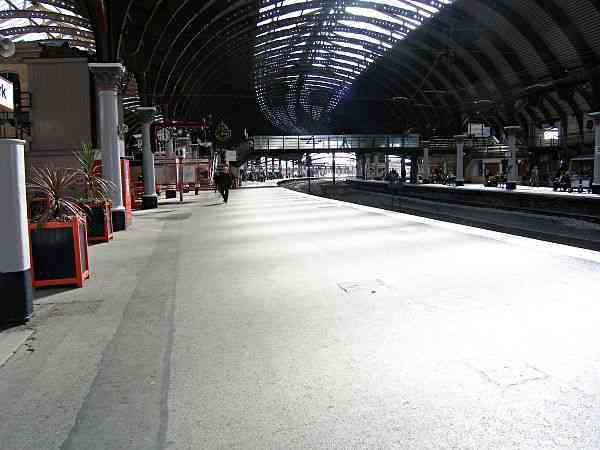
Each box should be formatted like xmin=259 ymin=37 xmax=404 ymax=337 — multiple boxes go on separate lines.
xmin=249 ymin=134 xmax=421 ymax=156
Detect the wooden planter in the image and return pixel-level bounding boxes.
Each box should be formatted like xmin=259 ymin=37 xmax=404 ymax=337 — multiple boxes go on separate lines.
xmin=85 ymin=201 xmax=114 ymax=243
xmin=29 ymin=215 xmax=90 ymax=288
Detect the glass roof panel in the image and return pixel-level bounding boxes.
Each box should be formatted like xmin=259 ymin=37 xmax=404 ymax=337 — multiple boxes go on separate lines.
xmin=255 ymin=0 xmax=453 ymax=133
xmin=0 ymin=0 xmax=93 ymax=51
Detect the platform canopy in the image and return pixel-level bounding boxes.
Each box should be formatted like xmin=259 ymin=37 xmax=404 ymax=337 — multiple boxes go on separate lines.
xmin=2 ymin=1 xmax=600 ymax=139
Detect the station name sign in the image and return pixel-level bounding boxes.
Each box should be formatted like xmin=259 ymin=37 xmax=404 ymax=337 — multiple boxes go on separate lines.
xmin=0 ymin=75 xmax=14 ymax=112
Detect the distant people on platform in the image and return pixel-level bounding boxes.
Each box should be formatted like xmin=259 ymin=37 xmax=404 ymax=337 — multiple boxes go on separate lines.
xmin=385 ymin=168 xmax=399 ymax=182
xmin=432 ymin=167 xmax=446 ymax=184
xmin=553 ymin=168 xmax=572 ymax=192
xmin=529 ymin=166 xmax=540 ymax=187
xmin=483 ymin=167 xmax=491 ymax=186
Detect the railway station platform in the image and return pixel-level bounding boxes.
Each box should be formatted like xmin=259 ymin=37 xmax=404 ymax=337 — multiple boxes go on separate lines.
xmin=1 ymin=187 xmax=600 ymax=449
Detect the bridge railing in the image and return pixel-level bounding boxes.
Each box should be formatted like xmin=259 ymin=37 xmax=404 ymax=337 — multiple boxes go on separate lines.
xmin=251 ymin=134 xmax=421 ymax=152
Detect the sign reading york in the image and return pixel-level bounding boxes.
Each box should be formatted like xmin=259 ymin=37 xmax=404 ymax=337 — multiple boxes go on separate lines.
xmin=0 ymin=75 xmax=14 ymax=112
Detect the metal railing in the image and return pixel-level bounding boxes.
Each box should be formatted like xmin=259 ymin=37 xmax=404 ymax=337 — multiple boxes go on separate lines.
xmin=251 ymin=134 xmax=421 ymax=153
xmin=529 ymin=132 xmax=595 ymax=148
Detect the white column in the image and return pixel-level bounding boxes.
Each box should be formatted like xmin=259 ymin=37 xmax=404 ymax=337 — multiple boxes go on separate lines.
xmin=423 ymin=142 xmax=430 ymax=183
xmin=166 ymin=137 xmax=175 ymax=159
xmin=0 ymin=139 xmax=33 ymax=324
xmin=505 ymin=126 xmax=521 ymax=190
xmin=138 ymin=107 xmax=158 ymax=209
xmin=455 ymin=134 xmax=467 ymax=186
xmin=117 ymin=95 xmax=126 ymax=157
xmin=589 ymin=112 xmax=600 ymax=194
xmin=89 ymin=63 xmax=127 ymax=230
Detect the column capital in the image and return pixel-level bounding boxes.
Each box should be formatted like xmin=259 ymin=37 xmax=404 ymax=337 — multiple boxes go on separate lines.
xmin=89 ymin=63 xmax=126 ymax=92
xmin=588 ymin=112 xmax=600 ymax=124
xmin=504 ymin=125 xmax=521 ymax=135
xmin=454 ymin=134 xmax=468 ymax=143
xmin=137 ymin=106 xmax=157 ymax=124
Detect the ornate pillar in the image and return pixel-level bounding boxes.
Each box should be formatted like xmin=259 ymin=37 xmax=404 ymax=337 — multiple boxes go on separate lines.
xmin=422 ymin=141 xmax=431 ymax=183
xmin=138 ymin=107 xmax=158 ymax=209
xmin=166 ymin=138 xmax=175 ymax=158
xmin=455 ymin=134 xmax=467 ymax=186
xmin=89 ymin=63 xmax=127 ymax=230
xmin=588 ymin=112 xmax=600 ymax=194
xmin=400 ymin=154 xmax=406 ymax=182
xmin=505 ymin=126 xmax=521 ymax=190
xmin=0 ymin=139 xmax=33 ymax=324
xmin=117 ymin=95 xmax=126 ymax=157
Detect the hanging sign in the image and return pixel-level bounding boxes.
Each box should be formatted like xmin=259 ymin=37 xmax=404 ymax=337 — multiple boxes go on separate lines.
xmin=0 ymin=75 xmax=14 ymax=112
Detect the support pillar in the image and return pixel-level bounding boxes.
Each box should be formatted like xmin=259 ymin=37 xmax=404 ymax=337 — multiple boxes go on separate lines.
xmin=423 ymin=142 xmax=431 ymax=183
xmin=504 ymin=126 xmax=521 ymax=191
xmin=89 ymin=63 xmax=127 ymax=231
xmin=117 ymin=95 xmax=126 ymax=157
xmin=455 ymin=134 xmax=467 ymax=187
xmin=589 ymin=112 xmax=600 ymax=194
xmin=166 ymin=137 xmax=175 ymax=159
xmin=138 ymin=107 xmax=158 ymax=209
xmin=332 ymin=151 xmax=336 ymax=184
xmin=400 ymin=155 xmax=406 ymax=183
xmin=0 ymin=140 xmax=33 ymax=324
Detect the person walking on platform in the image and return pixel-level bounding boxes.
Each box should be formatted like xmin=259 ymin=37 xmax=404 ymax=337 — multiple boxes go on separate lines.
xmin=217 ymin=169 xmax=233 ymax=203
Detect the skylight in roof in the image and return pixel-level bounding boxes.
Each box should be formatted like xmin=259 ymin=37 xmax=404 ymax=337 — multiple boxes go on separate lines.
xmin=0 ymin=1 xmax=94 ymax=51
xmin=254 ymin=0 xmax=452 ymax=133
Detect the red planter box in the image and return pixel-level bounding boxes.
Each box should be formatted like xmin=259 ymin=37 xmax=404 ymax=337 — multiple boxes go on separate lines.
xmin=85 ymin=201 xmax=114 ymax=243
xmin=29 ymin=216 xmax=90 ymax=288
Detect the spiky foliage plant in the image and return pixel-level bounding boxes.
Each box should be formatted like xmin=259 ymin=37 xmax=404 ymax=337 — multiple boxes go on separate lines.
xmin=74 ymin=143 xmax=115 ymax=204
xmin=27 ymin=166 xmax=86 ymax=223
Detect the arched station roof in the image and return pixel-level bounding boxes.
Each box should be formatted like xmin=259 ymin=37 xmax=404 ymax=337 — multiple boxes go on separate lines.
xmin=0 ymin=0 xmax=94 ymax=50
xmin=4 ymin=1 xmax=600 ymax=138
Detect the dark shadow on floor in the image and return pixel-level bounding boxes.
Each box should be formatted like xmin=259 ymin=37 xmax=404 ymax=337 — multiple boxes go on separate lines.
xmin=33 ymin=286 xmax=73 ymax=301
xmin=156 ymin=201 xmax=195 ymax=207
xmin=0 ymin=323 xmax=26 ymax=332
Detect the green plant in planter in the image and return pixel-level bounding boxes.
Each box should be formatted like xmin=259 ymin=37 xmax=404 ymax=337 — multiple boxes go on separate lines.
xmin=74 ymin=143 xmax=115 ymax=205
xmin=27 ymin=166 xmax=91 ymax=288
xmin=74 ymin=143 xmax=117 ymax=242
xmin=28 ymin=166 xmax=86 ymax=223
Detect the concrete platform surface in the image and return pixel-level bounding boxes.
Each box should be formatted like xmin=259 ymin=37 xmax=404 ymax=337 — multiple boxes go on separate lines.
xmin=1 ymin=187 xmax=600 ymax=449
xmin=0 ymin=327 xmax=33 ymax=368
